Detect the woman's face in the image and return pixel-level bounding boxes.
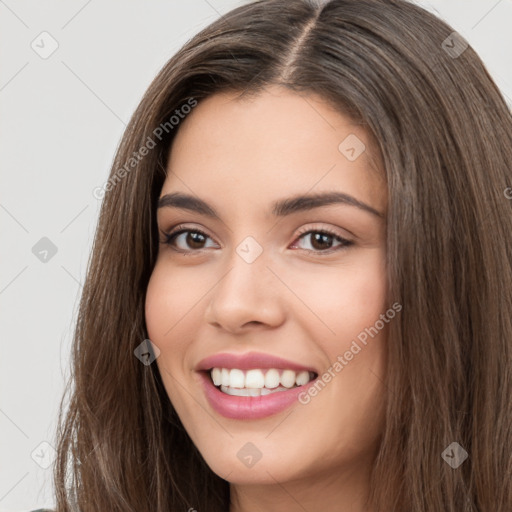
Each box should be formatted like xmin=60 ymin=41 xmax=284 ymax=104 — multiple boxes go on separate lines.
xmin=145 ymin=85 xmax=388 ymax=490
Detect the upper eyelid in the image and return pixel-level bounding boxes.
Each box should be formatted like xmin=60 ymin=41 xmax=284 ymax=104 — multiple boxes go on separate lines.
xmin=164 ymin=223 xmax=350 ymax=237
xmin=157 ymin=208 xmax=361 ymax=236
xmin=165 ymin=224 xmax=215 ymax=240
xmin=163 ymin=223 xmax=353 ymax=247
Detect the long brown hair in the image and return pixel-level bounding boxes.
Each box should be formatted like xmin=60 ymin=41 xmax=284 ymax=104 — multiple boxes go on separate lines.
xmin=53 ymin=0 xmax=512 ymax=510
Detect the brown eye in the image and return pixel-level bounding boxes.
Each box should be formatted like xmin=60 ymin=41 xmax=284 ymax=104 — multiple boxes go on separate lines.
xmin=291 ymin=228 xmax=353 ymax=254
xmin=161 ymin=227 xmax=217 ymax=253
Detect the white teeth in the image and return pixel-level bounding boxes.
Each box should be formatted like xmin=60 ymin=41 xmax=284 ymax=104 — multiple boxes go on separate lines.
xmin=296 ymin=370 xmax=310 ymax=386
xmin=221 ymin=386 xmax=260 ymax=396
xmin=229 ymin=369 xmax=245 ymax=388
xmin=211 ymin=368 xmax=222 ymax=386
xmin=220 ymin=385 xmax=292 ymax=396
xmin=280 ymin=369 xmax=296 ymax=388
xmin=245 ymin=369 xmax=265 ymax=388
xmin=264 ymin=369 xmax=280 ymax=389
xmin=209 ymin=367 xmax=316 ymax=392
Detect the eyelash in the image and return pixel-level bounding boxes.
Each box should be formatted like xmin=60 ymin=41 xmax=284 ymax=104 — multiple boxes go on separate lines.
xmin=160 ymin=224 xmax=354 ymax=256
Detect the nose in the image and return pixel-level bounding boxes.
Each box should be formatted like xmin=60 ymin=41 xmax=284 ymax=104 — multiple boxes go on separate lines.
xmin=203 ymin=249 xmax=286 ymax=334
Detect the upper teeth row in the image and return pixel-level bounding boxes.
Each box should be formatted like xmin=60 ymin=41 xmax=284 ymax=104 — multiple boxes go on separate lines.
xmin=210 ymin=368 xmax=314 ymax=389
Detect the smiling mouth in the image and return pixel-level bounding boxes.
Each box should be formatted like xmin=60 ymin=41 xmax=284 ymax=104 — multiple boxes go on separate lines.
xmin=205 ymin=367 xmax=318 ymax=396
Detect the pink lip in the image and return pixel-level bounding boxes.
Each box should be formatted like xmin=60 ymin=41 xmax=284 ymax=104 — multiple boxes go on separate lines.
xmin=196 ymin=351 xmax=319 ymax=420
xmin=198 ymin=371 xmax=318 ymax=420
xmin=195 ymin=351 xmax=318 ymax=373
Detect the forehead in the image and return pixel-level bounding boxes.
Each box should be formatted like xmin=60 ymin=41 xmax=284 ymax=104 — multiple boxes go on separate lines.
xmin=163 ymin=86 xmax=386 ymax=216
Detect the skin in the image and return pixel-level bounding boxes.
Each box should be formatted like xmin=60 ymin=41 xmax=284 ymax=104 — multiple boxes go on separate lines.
xmin=145 ymin=85 xmax=389 ymax=512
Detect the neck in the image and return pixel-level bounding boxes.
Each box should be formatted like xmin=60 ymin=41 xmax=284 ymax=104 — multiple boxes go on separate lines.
xmin=229 ymin=459 xmax=374 ymax=512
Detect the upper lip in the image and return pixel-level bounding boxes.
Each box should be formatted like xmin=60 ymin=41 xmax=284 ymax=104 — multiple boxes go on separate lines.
xmin=196 ymin=351 xmax=319 ymax=374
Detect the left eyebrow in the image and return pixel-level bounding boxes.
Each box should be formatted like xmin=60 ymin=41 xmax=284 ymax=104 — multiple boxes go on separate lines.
xmin=157 ymin=191 xmax=384 ymax=219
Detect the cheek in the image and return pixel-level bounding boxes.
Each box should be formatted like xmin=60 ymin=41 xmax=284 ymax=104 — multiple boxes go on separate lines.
xmin=144 ymin=264 xmax=194 ymax=387
xmin=296 ymin=254 xmax=388 ymax=449
xmin=145 ymin=268 xmax=169 ymax=342
xmin=341 ymin=254 xmax=388 ymax=333
xmin=144 ymin=262 xmax=195 ymax=342
xmin=291 ymin=250 xmax=387 ymax=340
xmin=144 ymin=265 xmax=192 ymax=409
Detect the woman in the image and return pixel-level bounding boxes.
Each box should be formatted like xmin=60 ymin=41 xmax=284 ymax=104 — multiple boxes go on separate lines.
xmin=49 ymin=0 xmax=512 ymax=510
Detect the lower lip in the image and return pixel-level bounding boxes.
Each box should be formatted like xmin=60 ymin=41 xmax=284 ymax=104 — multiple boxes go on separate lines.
xmin=198 ymin=371 xmax=317 ymax=420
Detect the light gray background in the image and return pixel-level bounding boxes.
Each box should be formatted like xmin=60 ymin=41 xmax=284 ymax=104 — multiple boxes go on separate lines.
xmin=1 ymin=1 xmax=511 ymax=510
